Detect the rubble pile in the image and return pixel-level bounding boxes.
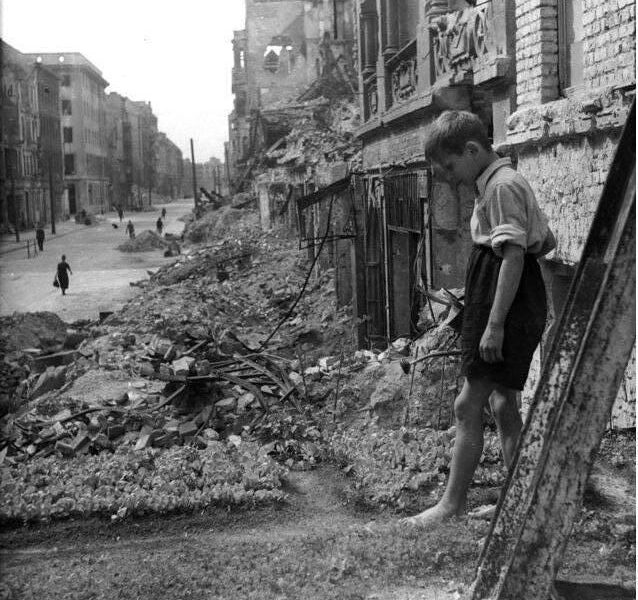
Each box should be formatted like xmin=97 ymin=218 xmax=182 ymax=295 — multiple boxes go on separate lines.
xmin=265 ymin=98 xmax=361 ymax=171
xmin=184 ymin=205 xmax=253 ymax=244
xmin=0 ymin=441 xmax=286 ymax=523
xmin=0 ymin=313 xmax=90 ymax=417
xmin=117 ymin=230 xmax=170 ymax=253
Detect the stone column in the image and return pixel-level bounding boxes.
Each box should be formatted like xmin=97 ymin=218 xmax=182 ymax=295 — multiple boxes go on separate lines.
xmin=383 ymin=0 xmax=399 ymax=57
xmin=361 ymin=1 xmax=378 ymax=75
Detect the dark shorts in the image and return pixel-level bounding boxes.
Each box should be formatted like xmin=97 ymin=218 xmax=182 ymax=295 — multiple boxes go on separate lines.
xmin=461 ymin=245 xmax=547 ymax=391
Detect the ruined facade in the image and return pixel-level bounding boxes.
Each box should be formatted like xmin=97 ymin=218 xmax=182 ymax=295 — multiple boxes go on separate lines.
xmin=0 ymin=42 xmax=64 ymax=230
xmin=228 ymin=0 xmax=357 ymax=190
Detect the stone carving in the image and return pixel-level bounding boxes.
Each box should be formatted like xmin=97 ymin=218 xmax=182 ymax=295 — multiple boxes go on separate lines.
xmin=391 ymin=56 xmax=418 ymax=104
xmin=367 ymin=82 xmax=378 ymax=117
xmin=430 ymin=3 xmax=496 ymax=80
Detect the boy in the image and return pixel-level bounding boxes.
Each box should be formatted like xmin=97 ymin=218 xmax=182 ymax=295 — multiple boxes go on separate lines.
xmin=404 ymin=110 xmax=555 ymax=526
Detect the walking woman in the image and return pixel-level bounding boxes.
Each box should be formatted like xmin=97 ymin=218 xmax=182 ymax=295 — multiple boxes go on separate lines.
xmin=56 ymin=254 xmax=73 ymax=296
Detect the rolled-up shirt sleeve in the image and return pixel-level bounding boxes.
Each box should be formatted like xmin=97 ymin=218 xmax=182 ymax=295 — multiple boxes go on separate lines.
xmin=487 ymin=183 xmax=528 ymax=257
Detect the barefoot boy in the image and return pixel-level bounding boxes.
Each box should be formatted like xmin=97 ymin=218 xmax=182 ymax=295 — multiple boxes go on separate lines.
xmin=405 ymin=110 xmax=556 ymax=526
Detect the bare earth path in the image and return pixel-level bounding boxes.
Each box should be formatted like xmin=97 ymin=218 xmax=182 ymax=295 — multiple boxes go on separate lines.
xmin=0 ymin=467 xmax=464 ymax=600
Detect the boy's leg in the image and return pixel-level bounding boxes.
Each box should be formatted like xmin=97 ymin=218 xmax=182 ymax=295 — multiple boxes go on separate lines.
xmin=403 ymin=377 xmax=494 ymax=525
xmin=489 ymin=386 xmax=522 ymax=469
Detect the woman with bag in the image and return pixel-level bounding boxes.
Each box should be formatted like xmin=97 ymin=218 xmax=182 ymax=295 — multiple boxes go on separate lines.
xmin=56 ymin=254 xmax=73 ymax=296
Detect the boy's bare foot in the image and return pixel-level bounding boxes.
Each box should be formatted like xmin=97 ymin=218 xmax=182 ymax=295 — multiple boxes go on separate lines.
xmin=400 ymin=502 xmax=461 ymax=527
xmin=468 ymin=504 xmax=497 ymax=520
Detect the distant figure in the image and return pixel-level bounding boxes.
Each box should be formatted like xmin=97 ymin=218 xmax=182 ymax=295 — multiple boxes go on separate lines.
xmin=161 ymin=207 xmax=166 ymax=219
xmin=156 ymin=217 xmax=163 ymax=236
xmin=117 ymin=206 xmax=124 ymax=222
xmin=125 ymin=220 xmax=135 ymax=239
xmin=36 ymin=225 xmax=45 ymax=251
xmin=56 ymin=254 xmax=73 ymax=296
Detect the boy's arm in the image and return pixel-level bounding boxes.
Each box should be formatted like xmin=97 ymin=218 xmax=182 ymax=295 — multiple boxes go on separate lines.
xmin=479 ymin=243 xmax=524 ymax=363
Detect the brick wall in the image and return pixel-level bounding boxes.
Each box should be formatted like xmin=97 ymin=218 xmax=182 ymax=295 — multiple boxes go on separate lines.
xmin=515 ymin=0 xmax=559 ymax=107
xmin=516 ymin=0 xmax=635 ymax=108
xmin=583 ymin=0 xmax=636 ymax=88
xmin=516 ymin=131 xmax=619 ymax=264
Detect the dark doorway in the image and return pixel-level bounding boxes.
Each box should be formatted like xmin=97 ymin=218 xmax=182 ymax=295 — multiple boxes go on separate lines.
xmin=68 ymin=184 xmax=76 ymax=214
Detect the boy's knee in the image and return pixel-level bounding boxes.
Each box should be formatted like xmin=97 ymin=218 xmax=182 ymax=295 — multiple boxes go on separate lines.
xmin=490 ymin=388 xmax=520 ymax=423
xmin=454 ymin=392 xmax=483 ymax=423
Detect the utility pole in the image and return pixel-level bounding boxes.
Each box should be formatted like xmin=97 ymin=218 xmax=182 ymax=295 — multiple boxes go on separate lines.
xmin=190 ymin=138 xmax=198 ymax=210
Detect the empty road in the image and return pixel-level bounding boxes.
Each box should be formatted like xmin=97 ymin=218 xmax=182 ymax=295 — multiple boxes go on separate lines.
xmin=0 ymin=200 xmax=192 ymax=323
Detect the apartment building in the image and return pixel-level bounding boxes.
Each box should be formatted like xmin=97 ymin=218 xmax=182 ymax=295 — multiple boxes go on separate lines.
xmin=1 ymin=41 xmax=64 ymax=229
xmin=155 ymin=132 xmax=183 ymax=200
xmin=26 ymin=52 xmax=109 ymax=216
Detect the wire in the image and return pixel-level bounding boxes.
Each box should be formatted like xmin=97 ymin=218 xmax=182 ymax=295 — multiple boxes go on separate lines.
xmin=258 ymin=195 xmax=335 ymax=351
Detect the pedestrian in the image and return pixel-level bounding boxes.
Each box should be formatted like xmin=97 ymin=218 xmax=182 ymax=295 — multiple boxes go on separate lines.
xmin=125 ymin=220 xmax=135 ymax=239
xmin=117 ymin=206 xmax=124 ymax=222
xmin=56 ymin=254 xmax=73 ymax=296
xmin=403 ymin=110 xmax=555 ymax=527
xmin=156 ymin=217 xmax=163 ymax=236
xmin=36 ymin=225 xmax=45 ymax=251
xmin=161 ymin=207 xmax=166 ymax=219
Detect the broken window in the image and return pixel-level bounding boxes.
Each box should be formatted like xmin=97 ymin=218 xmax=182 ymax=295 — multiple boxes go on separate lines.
xmin=263 ymin=36 xmax=294 ymax=73
xmin=62 ymin=100 xmax=72 ymax=115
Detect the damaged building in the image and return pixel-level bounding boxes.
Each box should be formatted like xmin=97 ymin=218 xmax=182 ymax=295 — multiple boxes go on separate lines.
xmin=227 ymin=0 xmax=635 ymax=422
xmin=227 ymin=0 xmax=359 ymax=195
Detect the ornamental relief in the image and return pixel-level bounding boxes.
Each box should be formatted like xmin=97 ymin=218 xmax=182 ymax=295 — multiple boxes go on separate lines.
xmin=430 ymin=3 xmax=496 ymax=80
xmin=391 ymin=56 xmax=418 ymax=104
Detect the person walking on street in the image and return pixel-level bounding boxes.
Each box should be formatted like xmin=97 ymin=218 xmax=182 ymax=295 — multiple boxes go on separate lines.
xmin=156 ymin=217 xmax=163 ymax=236
xmin=36 ymin=225 xmax=45 ymax=251
xmin=161 ymin=207 xmax=166 ymax=219
xmin=125 ymin=220 xmax=135 ymax=239
xmin=56 ymin=254 xmax=73 ymax=296
xmin=117 ymin=206 xmax=124 ymax=222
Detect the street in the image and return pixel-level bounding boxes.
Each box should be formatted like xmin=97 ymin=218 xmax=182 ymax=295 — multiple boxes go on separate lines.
xmin=0 ymin=200 xmax=193 ymax=322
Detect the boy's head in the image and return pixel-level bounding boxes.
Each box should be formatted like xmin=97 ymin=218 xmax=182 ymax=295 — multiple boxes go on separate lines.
xmin=424 ymin=110 xmax=492 ymax=187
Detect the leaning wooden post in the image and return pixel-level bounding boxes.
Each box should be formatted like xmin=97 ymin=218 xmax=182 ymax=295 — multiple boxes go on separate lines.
xmin=469 ymin=102 xmax=636 ymax=600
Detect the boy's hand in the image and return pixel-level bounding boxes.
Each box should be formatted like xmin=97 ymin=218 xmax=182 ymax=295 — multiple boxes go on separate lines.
xmin=480 ymin=323 xmax=504 ymax=363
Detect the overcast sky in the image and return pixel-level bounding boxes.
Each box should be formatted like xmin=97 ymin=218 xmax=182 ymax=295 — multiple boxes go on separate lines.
xmin=2 ymin=0 xmax=246 ymax=162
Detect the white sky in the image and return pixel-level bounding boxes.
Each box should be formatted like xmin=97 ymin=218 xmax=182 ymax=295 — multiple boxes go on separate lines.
xmin=2 ymin=0 xmax=246 ymax=162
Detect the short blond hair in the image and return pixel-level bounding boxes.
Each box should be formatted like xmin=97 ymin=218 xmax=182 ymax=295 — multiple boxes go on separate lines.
xmin=424 ymin=110 xmax=491 ymax=160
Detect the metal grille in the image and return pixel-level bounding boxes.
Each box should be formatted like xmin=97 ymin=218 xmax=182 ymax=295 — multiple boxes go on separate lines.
xmin=383 ymin=172 xmax=424 ymax=232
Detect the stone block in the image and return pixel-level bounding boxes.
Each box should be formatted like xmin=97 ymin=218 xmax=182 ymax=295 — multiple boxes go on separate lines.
xmin=172 ymin=356 xmax=195 ymax=377
xmin=30 ymin=365 xmax=67 ymax=400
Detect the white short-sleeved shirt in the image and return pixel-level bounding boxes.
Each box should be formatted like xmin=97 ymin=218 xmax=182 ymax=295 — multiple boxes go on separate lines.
xmin=471 ymin=157 xmax=556 ymax=257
